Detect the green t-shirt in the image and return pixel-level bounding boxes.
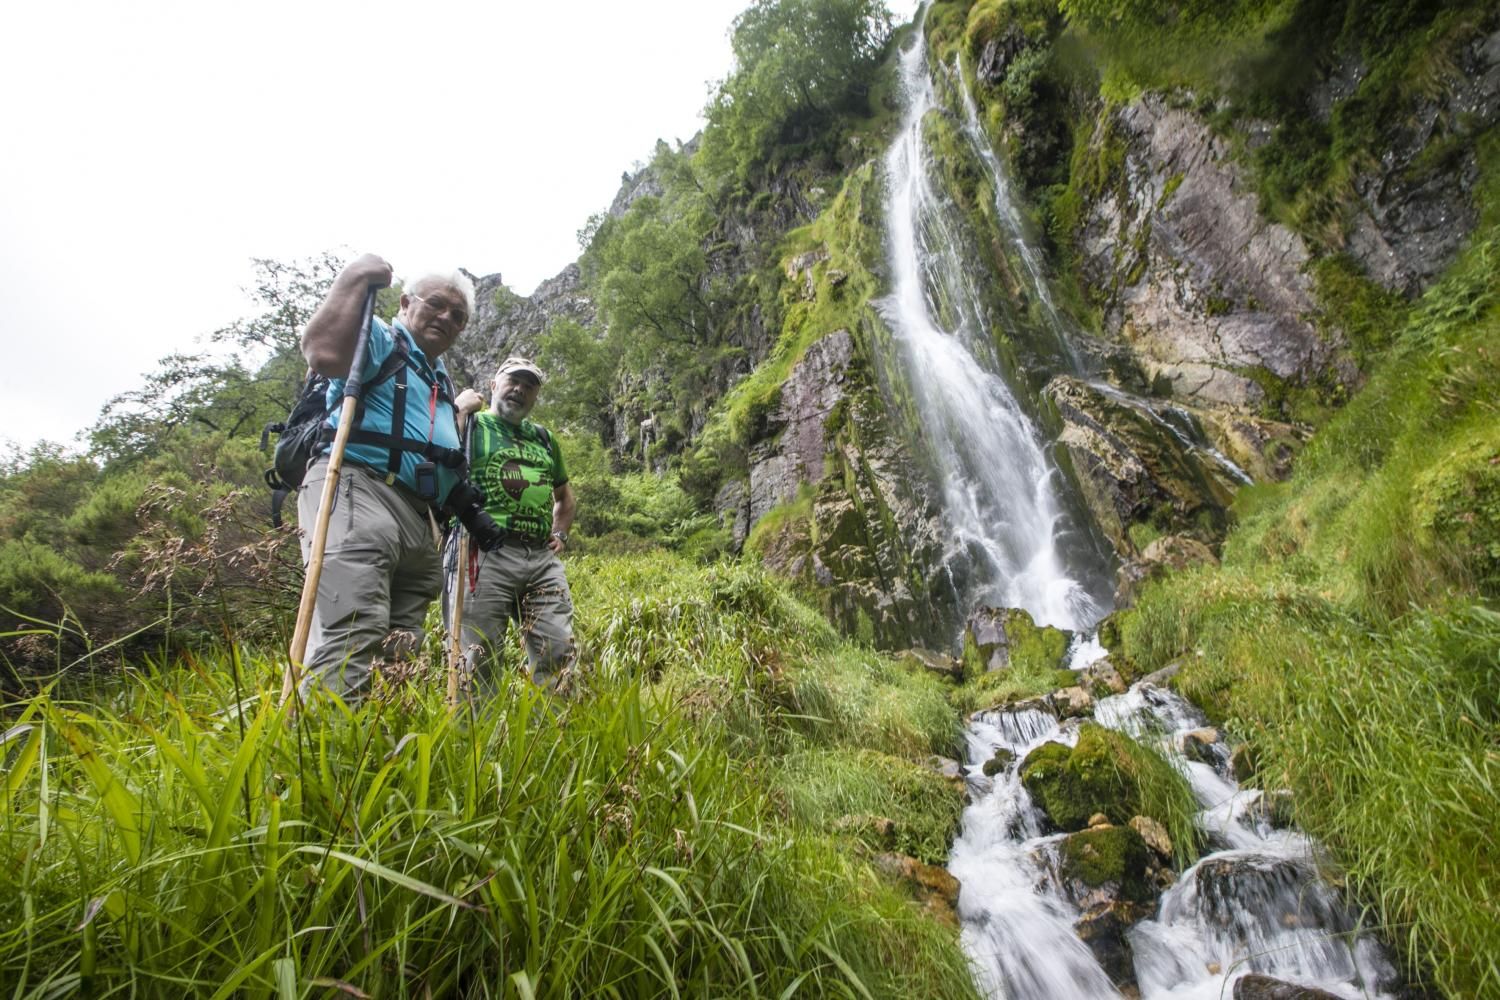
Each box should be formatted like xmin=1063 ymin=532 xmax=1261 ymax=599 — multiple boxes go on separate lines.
xmin=471 ymin=411 xmax=568 ymax=539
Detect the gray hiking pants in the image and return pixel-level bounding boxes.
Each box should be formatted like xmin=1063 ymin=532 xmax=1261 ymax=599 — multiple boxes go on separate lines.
xmin=449 ymin=537 xmax=576 ymax=694
xmin=297 ymin=459 xmax=441 ymax=699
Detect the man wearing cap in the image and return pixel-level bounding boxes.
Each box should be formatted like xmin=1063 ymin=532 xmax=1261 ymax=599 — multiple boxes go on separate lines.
xmin=450 ymin=357 xmax=578 ymax=693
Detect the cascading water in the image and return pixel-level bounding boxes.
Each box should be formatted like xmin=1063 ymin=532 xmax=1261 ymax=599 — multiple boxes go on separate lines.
xmin=877 ymin=25 xmax=1111 ymax=634
xmin=878 ymin=19 xmax=1402 ymax=999
xmin=954 ymin=686 xmax=1401 ymax=999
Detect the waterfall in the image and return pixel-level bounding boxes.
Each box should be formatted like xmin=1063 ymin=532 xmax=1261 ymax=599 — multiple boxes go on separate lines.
xmin=876 ymin=26 xmax=1111 ymax=636
xmin=878 ymin=20 xmax=1401 ymax=999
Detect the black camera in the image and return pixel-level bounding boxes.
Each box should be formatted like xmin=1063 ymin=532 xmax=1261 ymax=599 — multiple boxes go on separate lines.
xmin=442 ymin=479 xmax=505 ymax=551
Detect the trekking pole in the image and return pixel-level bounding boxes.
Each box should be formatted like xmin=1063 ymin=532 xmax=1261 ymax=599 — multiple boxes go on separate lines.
xmin=280 ymin=285 xmax=379 ymax=706
xmin=445 ymin=413 xmax=473 ymax=709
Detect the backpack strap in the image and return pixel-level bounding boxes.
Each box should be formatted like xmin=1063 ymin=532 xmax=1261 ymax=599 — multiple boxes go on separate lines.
xmin=318 ymin=329 xmax=461 ymax=482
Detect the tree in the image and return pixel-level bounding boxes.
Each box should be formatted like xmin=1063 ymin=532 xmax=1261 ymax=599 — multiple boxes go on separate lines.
xmin=90 ymin=253 xmax=348 ymax=465
xmin=700 ymin=0 xmax=894 ymax=182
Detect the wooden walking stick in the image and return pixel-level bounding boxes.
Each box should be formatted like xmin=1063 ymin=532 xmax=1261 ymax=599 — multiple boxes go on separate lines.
xmin=280 ymin=286 xmax=379 ymax=705
xmin=446 ymin=412 xmax=473 ymax=708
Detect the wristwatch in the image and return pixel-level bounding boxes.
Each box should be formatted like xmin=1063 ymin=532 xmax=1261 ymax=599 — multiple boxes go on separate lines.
xmin=550 ymin=529 xmax=569 ymax=545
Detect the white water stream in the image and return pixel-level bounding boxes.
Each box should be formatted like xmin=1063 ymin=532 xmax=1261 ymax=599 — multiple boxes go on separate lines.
xmin=879 ymin=21 xmax=1402 ymax=998
xmin=877 ymin=28 xmax=1109 ymax=633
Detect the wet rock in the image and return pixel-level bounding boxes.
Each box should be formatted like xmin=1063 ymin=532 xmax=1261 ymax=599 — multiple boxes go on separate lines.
xmin=1230 ymin=741 xmax=1260 ymax=785
xmin=900 ymin=647 xmax=963 ymax=682
xmin=981 ymin=748 xmax=1015 ymax=777
xmin=1139 ymin=662 xmax=1181 ymax=688
xmin=872 ymin=853 xmax=961 ymax=928
xmin=1047 ymin=376 xmax=1239 ymax=560
xmin=1075 ymin=901 xmax=1151 ymax=989
xmin=1081 ymin=656 xmax=1128 ymax=697
xmin=1053 ymin=685 xmax=1095 ymax=719
xmin=1193 ymin=856 xmax=1354 ymax=941
xmin=1233 ymin=973 xmax=1343 ymax=1000
xmin=962 ymin=605 xmax=1070 ymax=677
xmin=1057 ymin=826 xmax=1156 ymax=907
xmin=1020 ymin=726 xmax=1143 ymax=831
xmin=1129 ymin=815 xmax=1173 ymax=860
xmin=1245 ymin=789 xmax=1297 ymax=831
xmin=1179 ymin=727 xmax=1222 ymax=766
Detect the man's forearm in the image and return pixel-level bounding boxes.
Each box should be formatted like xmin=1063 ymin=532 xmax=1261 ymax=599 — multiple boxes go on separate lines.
xmin=303 ymin=254 xmax=392 ymax=377
xmin=552 ymin=485 xmax=576 ymax=536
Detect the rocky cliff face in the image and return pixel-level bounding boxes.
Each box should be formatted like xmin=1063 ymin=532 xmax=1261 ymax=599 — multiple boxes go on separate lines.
xmin=1344 ymin=24 xmax=1500 ymax=294
xmin=739 ymin=327 xmax=952 ymax=648
xmin=1078 ymin=95 xmax=1348 ymax=413
xmin=446 ymin=264 xmax=594 ymax=391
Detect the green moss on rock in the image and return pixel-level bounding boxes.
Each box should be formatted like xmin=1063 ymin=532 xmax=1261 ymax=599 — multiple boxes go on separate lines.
xmin=1060 ymin=825 xmax=1154 ymax=903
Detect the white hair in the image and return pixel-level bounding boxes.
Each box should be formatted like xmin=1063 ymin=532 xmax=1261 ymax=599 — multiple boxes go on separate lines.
xmin=401 ymin=268 xmax=476 ymax=316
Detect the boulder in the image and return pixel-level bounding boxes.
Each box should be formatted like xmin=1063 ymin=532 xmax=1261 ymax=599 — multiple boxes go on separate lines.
xmin=1178 ymin=727 xmax=1223 ymax=767
xmin=872 ymin=853 xmax=962 ymax=928
xmin=1075 ymin=901 xmax=1149 ymax=988
xmin=1129 ymin=815 xmax=1173 ymax=860
xmin=1233 ymin=974 xmax=1343 ymax=1000
xmin=1046 ymin=376 xmax=1239 ymax=561
xmin=962 ymin=605 xmax=1070 ymax=677
xmin=1054 ymin=825 xmax=1157 ymax=910
xmin=1081 ymin=656 xmax=1128 ymax=697
xmin=927 ymin=755 xmax=967 ymax=781
xmin=981 ymin=747 xmax=1015 ymax=777
xmin=1020 ymin=726 xmax=1143 ymax=832
xmin=900 ymin=647 xmax=963 ymax=682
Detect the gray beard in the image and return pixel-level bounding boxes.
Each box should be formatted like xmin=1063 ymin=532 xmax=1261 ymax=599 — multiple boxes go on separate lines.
xmin=494 ymin=397 xmax=533 ymax=424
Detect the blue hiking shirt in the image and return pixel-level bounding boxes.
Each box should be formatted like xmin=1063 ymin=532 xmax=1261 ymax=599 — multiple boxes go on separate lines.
xmin=322 ymin=317 xmax=462 ymax=505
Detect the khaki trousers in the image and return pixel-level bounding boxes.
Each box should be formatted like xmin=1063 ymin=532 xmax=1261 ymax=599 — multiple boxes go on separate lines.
xmin=297 ymin=460 xmax=441 ymax=699
xmin=448 ymin=537 xmax=576 ymax=693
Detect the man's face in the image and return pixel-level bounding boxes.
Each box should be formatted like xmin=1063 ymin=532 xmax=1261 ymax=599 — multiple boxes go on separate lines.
xmin=492 ymin=371 xmax=540 ymax=424
xmin=399 ymin=280 xmax=469 ymax=358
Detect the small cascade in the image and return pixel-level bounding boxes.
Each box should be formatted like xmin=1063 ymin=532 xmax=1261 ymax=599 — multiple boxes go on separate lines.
xmin=954 ymin=682 xmax=1401 ymax=999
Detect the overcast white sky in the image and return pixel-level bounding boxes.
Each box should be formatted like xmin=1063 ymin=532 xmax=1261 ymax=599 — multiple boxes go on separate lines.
xmin=2 ymin=0 xmax=916 ymax=455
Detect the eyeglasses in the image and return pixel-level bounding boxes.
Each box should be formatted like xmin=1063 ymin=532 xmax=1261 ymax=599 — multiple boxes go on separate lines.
xmin=408 ymin=291 xmax=469 ymax=326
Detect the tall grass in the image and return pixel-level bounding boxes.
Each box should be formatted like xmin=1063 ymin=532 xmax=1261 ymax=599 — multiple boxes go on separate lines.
xmin=1 ymin=554 xmax=979 ymax=999
xmin=1115 ymin=211 xmax=1500 ymax=995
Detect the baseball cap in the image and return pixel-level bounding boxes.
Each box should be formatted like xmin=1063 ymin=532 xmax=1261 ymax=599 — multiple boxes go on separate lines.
xmin=496 ymin=357 xmax=545 ymax=384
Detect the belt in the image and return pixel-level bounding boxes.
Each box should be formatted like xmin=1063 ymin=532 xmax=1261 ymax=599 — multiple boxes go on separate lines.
xmin=496 ymin=529 xmax=549 ymax=547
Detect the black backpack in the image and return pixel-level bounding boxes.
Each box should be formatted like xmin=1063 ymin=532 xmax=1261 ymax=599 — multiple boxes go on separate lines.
xmin=261 ymin=336 xmax=461 ymax=526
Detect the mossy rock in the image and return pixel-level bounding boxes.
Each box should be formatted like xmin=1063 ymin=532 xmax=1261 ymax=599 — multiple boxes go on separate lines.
xmin=1020 ymin=726 xmax=1140 ymax=831
xmin=982 ymin=747 xmax=1016 ymax=777
xmin=1059 ymin=825 xmax=1155 ymax=904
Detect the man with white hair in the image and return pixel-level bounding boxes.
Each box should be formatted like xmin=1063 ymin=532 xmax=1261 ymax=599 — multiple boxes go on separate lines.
xmin=296 ymin=252 xmax=474 ymax=698
xmin=450 ymin=357 xmax=578 ymax=693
